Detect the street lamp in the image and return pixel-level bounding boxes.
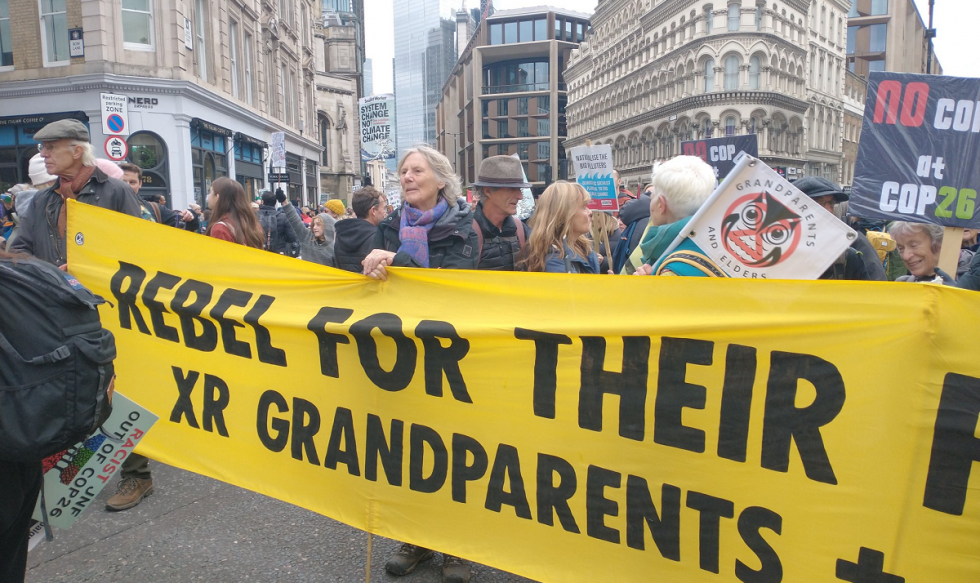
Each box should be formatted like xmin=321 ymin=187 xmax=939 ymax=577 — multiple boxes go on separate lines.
xmin=925 ymin=0 xmax=936 ymax=74
xmin=439 ymin=130 xmax=462 ymax=174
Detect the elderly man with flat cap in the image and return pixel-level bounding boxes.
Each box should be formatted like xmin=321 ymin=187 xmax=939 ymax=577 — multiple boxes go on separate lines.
xmin=471 ymin=155 xmax=531 ymax=270
xmin=10 ymin=119 xmax=141 ymax=268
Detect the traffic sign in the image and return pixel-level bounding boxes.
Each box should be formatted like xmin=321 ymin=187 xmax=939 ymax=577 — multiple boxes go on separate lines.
xmin=104 ymin=135 xmax=128 ymax=161
xmin=100 ymin=93 xmax=129 ymax=136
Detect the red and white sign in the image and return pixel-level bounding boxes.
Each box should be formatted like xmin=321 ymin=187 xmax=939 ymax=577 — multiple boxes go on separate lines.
xmin=104 ymin=135 xmax=128 ymax=161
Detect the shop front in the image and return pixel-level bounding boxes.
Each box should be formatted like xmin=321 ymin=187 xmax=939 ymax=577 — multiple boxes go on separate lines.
xmin=0 ymin=111 xmax=89 ymax=189
xmin=234 ymin=132 xmax=266 ymax=201
xmin=191 ymin=119 xmax=233 ymax=210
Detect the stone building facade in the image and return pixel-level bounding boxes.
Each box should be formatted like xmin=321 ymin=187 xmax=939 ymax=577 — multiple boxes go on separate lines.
xmin=564 ymin=0 xmax=849 ymax=188
xmin=314 ymin=14 xmax=360 ymax=203
xmin=841 ymin=69 xmax=867 ymax=187
xmin=0 ymin=0 xmax=346 ymax=208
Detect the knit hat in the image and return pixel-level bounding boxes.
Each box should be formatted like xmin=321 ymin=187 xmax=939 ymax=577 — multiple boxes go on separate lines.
xmin=28 ymin=154 xmax=55 ymax=186
xmin=324 ymin=199 xmax=345 ymax=216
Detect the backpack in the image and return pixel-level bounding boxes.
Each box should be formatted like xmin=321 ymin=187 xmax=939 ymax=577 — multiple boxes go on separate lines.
xmin=0 ymin=257 xmax=115 ymax=462
xmin=258 ymin=210 xmax=278 ymax=252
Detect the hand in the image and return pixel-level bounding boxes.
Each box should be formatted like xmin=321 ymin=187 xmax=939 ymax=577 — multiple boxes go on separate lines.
xmin=634 ymin=263 xmax=654 ymax=276
xmin=275 ymin=189 xmax=287 ymax=204
xmin=362 ymin=249 xmax=396 ymax=281
xmin=188 ymin=203 xmax=201 ymax=213
xmin=59 ymin=263 xmax=68 ymax=272
xmin=180 ymin=210 xmax=194 ymax=222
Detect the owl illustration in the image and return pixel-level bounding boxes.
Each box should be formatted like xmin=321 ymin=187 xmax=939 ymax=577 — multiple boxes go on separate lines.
xmin=721 ymin=191 xmax=802 ymax=268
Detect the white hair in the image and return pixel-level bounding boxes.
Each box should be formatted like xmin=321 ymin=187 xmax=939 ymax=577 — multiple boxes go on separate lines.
xmin=398 ymin=145 xmax=461 ymax=206
xmin=650 ymin=155 xmax=717 ymax=219
xmin=71 ymin=141 xmax=97 ymax=167
xmin=889 ymin=221 xmax=944 ymax=254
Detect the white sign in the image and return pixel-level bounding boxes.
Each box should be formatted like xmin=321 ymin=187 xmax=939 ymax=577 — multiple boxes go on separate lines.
xmin=270 ymin=132 xmax=286 ymax=168
xmin=100 ymin=93 xmax=129 ymax=136
xmin=358 ymin=94 xmax=395 ymax=162
xmin=104 ymin=135 xmax=128 ymax=161
xmin=184 ymin=18 xmax=193 ymax=50
xmin=666 ymin=155 xmax=857 ymax=280
xmin=68 ymin=28 xmax=84 ymax=58
xmin=569 ymin=143 xmax=618 ymax=212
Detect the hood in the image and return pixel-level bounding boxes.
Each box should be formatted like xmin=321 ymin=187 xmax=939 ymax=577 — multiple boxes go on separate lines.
xmin=318 ymin=213 xmax=336 ymax=242
xmin=619 ymin=193 xmax=651 ymax=224
xmin=334 ymin=217 xmax=377 ymax=251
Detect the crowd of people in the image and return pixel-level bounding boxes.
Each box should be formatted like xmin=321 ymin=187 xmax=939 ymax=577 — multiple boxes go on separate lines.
xmin=2 ymin=115 xmax=977 ymax=583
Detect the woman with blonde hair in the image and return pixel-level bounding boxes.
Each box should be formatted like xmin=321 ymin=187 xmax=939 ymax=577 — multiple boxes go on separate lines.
xmin=205 ymin=177 xmax=265 ymax=248
xmin=520 ymin=181 xmax=600 ymax=273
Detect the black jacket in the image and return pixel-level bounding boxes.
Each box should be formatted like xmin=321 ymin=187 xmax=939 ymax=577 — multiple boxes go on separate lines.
xmin=819 ymin=247 xmax=871 ymax=280
xmin=333 ymin=218 xmax=376 ymax=273
xmin=10 ymin=166 xmax=142 ymax=266
xmin=618 ymin=194 xmax=651 ymax=253
xmin=473 ymin=202 xmax=529 ymax=271
xmin=257 ymin=205 xmax=299 ymax=256
xmin=850 ymin=231 xmax=887 ymax=281
xmin=373 ymin=201 xmax=479 ymax=270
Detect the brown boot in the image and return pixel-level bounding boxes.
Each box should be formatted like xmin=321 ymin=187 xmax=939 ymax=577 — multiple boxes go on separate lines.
xmin=105 ymin=476 xmax=153 ymax=511
xmin=385 ymin=543 xmax=434 ymax=576
xmin=442 ymin=554 xmax=471 ymax=583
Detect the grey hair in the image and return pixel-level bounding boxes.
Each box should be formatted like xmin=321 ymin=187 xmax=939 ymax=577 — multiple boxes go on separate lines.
xmin=71 ymin=141 xmax=97 ymax=167
xmin=398 ymin=145 xmax=461 ymax=206
xmin=889 ymin=221 xmax=944 ymax=254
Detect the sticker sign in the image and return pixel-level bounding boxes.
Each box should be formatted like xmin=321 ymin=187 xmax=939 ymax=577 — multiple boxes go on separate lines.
xmin=570 ymin=144 xmax=618 ymax=212
xmin=100 ymin=93 xmax=129 ymax=136
xmin=850 ymin=72 xmax=980 ymax=228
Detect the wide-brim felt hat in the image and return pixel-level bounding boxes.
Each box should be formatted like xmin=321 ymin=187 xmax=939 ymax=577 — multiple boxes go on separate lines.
xmin=792 ymin=176 xmax=849 ymax=203
xmin=472 ymin=155 xmax=531 ymax=189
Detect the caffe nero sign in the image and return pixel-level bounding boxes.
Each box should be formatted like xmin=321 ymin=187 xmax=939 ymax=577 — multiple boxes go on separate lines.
xmin=850 ymin=72 xmax=980 ymax=229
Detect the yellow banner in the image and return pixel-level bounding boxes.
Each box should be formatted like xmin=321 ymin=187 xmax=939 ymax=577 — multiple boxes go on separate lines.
xmin=68 ymin=201 xmax=980 ymax=582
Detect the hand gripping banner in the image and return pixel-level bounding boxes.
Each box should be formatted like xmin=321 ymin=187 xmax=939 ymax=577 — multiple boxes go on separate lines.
xmin=67 ymin=200 xmax=980 ymax=582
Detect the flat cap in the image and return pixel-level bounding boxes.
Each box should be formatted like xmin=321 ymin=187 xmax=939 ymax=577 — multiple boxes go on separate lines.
xmin=33 ymin=119 xmax=90 ymax=142
xmin=792 ymin=176 xmax=849 ymax=203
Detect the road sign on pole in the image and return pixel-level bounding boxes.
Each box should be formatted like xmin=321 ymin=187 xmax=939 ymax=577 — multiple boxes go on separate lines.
xmin=104 ymin=135 xmax=128 ymax=161
xmin=100 ymin=93 xmax=129 ymax=136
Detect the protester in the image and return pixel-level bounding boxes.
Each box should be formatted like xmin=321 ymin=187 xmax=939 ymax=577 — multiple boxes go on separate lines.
xmin=333 ymin=186 xmax=387 ymax=273
xmin=613 ymin=169 xmax=636 ymax=211
xmin=792 ymin=176 xmax=879 ymax=281
xmin=10 ymin=119 xmax=141 ymax=267
xmin=364 ymin=146 xmax=478 ymax=282
xmin=519 ymin=181 xmax=599 ymax=274
xmin=324 ymin=198 xmax=346 ymax=220
xmin=889 ymin=221 xmax=954 ymax=284
xmin=118 ymin=162 xmax=200 ymax=231
xmin=206 ymin=177 xmax=265 ymax=248
xmin=277 ymin=189 xmax=335 ymax=265
xmin=364 ymin=146 xmax=476 ymax=583
xmin=590 ymin=209 xmax=620 ymax=273
xmin=633 ymin=155 xmax=719 ymax=277
xmin=471 ymin=155 xmax=531 ymax=270
xmin=258 ymin=190 xmax=299 ymax=255
xmin=613 ymin=185 xmax=652 ymax=274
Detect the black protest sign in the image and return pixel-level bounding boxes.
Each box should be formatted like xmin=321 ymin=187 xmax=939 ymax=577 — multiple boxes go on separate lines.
xmin=681 ymin=134 xmax=759 ymax=180
xmin=850 ymin=72 xmax=980 ymax=229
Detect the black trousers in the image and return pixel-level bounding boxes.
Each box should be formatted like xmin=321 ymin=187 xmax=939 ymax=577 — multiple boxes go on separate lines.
xmin=0 ymin=459 xmax=41 ymax=583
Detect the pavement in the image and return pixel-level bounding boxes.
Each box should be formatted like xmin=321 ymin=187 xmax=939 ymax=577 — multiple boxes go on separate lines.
xmin=26 ymin=462 xmax=537 ymax=583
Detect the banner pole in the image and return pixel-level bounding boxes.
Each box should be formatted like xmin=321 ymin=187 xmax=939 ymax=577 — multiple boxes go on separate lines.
xmin=938 ymin=227 xmax=964 ymax=277
xmin=365 ymin=532 xmax=373 ymax=583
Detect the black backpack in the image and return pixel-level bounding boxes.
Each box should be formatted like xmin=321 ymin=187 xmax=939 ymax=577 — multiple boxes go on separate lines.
xmin=0 ymin=257 xmax=115 ymax=462
xmin=258 ymin=209 xmax=279 ymax=252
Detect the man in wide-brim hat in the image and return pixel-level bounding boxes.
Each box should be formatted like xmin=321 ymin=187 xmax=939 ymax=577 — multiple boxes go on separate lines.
xmin=9 ymin=118 xmax=141 ymax=267
xmin=469 ymin=155 xmax=531 ymax=271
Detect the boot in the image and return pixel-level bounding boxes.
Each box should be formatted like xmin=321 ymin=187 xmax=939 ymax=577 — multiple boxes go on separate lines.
xmin=105 ymin=476 xmax=153 ymax=511
xmin=385 ymin=543 xmax=434 ymax=576
xmin=442 ymin=554 xmax=471 ymax=583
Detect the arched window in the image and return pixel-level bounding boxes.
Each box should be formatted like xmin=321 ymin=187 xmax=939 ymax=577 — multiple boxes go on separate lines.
xmin=728 ymin=3 xmax=741 ymax=31
xmin=724 ymin=55 xmax=739 ymax=89
xmin=705 ymin=5 xmax=714 ymax=34
xmin=704 ymin=58 xmax=715 ymax=92
xmin=319 ymin=116 xmax=330 ymax=166
xmin=726 ymin=116 xmax=737 ymax=135
xmin=749 ymin=55 xmax=761 ymax=89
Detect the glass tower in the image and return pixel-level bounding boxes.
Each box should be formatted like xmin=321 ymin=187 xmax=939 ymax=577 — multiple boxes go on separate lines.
xmin=393 ymin=0 xmax=459 ymax=157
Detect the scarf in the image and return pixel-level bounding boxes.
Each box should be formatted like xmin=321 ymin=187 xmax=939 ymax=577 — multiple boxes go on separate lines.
xmin=398 ymin=199 xmax=448 ymax=268
xmin=638 ymin=216 xmax=690 ymax=267
xmin=55 ymin=165 xmax=96 ymax=238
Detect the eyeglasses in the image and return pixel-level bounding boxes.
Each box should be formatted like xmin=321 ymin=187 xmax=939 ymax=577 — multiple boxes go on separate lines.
xmin=37 ymin=142 xmax=73 ymax=153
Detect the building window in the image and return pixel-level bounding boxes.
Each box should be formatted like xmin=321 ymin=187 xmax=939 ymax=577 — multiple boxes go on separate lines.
xmin=704 ymin=58 xmax=715 ymax=92
xmin=749 ymin=55 xmax=760 ymax=89
xmin=288 ymin=69 xmax=298 ymax=127
xmin=266 ymin=50 xmax=276 ymax=117
xmin=122 ymin=0 xmax=154 ymax=49
xmin=517 ymin=97 xmax=528 ymax=115
xmin=498 ymin=99 xmax=508 ymax=115
xmin=869 ymin=23 xmax=887 ymax=52
xmin=868 ymin=59 xmax=885 ymax=72
xmin=728 ymin=3 xmax=740 ymax=31
xmin=498 ymin=120 xmax=509 ymax=138
xmin=319 ymin=116 xmax=329 ymax=165
xmin=534 ymin=18 xmax=547 ymax=40
xmin=0 ymin=0 xmax=12 ymax=68
xmin=229 ymin=20 xmax=239 ymax=98
xmin=281 ymin=63 xmax=289 ymax=122
xmin=191 ymin=126 xmax=228 ymax=209
xmin=537 ymin=95 xmax=549 ymax=114
xmin=566 ymin=20 xmax=572 ymax=40
xmin=518 ymin=119 xmax=528 ymax=137
xmin=504 ymin=21 xmax=517 ymax=43
xmin=537 ymin=119 xmax=550 ymax=135
xmin=301 ymin=4 xmax=308 ymax=46
xmin=577 ymin=22 xmax=584 ymax=42
xmin=724 ymin=55 xmax=739 ymax=89
xmin=554 ymin=18 xmax=561 ymax=40
xmin=846 ymin=25 xmax=857 ymax=54
xmin=755 ymin=4 xmax=762 ymax=29
xmin=537 ymin=142 xmax=550 ymax=159
xmin=725 ymin=116 xmax=737 ymax=136
xmin=518 ymin=142 xmax=529 ymax=160
xmin=490 ymin=23 xmax=502 ymax=45
xmin=871 ymin=0 xmax=888 ymax=15
xmin=244 ymin=32 xmax=254 ymax=105
xmin=705 ymin=6 xmax=714 ymax=34
xmin=39 ymin=0 xmax=69 ymax=66
xmin=195 ymin=0 xmax=208 ymax=78
xmin=520 ymin=20 xmax=531 ymax=42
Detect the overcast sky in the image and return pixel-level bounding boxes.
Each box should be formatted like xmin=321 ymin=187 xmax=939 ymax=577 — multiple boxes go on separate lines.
xmin=364 ymin=0 xmax=978 ymax=95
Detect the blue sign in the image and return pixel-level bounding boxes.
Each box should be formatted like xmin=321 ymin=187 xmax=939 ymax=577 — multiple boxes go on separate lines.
xmin=106 ymin=114 xmax=124 ymax=133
